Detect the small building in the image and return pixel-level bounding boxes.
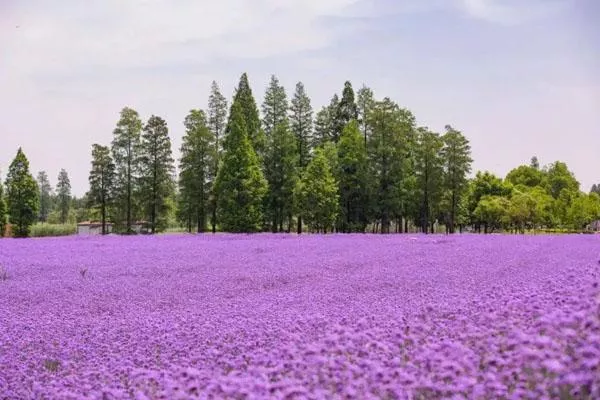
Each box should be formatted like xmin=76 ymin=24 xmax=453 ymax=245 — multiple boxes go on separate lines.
xmin=588 ymin=220 xmax=600 ymax=232
xmin=77 ymin=221 xmax=114 ymax=235
xmin=131 ymin=221 xmax=151 ymax=234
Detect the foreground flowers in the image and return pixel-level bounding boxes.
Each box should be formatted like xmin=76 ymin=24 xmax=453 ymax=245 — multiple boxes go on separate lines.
xmin=0 ymin=234 xmax=598 ymax=399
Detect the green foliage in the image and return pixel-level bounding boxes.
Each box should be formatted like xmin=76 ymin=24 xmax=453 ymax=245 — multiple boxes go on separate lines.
xmin=337 ymin=120 xmax=370 ymax=232
xmin=334 ymin=81 xmax=358 ymax=142
xmin=31 ymin=223 xmax=76 ymax=237
xmin=290 ymin=82 xmax=313 ymax=170
xmin=591 ymin=184 xmax=600 ymax=195
xmin=5 ymin=148 xmax=39 ymax=237
xmin=111 ymin=107 xmax=143 ymax=232
xmin=215 ymin=101 xmax=268 ymax=233
xmin=313 ymin=95 xmax=339 ymax=148
xmin=505 ymin=164 xmax=545 ymax=188
xmin=138 ymin=115 xmax=176 ymax=233
xmin=232 ymin=73 xmax=265 ymax=159
xmin=294 ymin=145 xmax=339 ymax=233
xmin=89 ymin=144 xmax=116 ymax=234
xmin=264 ymin=122 xmax=298 ymax=232
xmin=474 ymin=195 xmax=510 ymax=233
xmin=56 ymin=169 xmax=71 ymax=224
xmin=440 ymin=125 xmax=472 ymax=233
xmin=544 ymin=161 xmax=579 ymax=199
xmin=356 ymin=85 xmax=375 ymax=148
xmin=0 ymin=173 xmax=6 ymax=236
xmin=207 ymin=81 xmax=228 ymax=233
xmin=37 ymin=171 xmax=53 ymax=223
xmin=567 ymin=192 xmax=600 ymax=230
xmin=261 ymin=75 xmax=288 ymax=137
xmin=414 ymin=128 xmax=444 ymax=233
xmin=368 ymin=98 xmax=415 ymax=233
xmin=178 ymin=110 xmax=215 ymax=233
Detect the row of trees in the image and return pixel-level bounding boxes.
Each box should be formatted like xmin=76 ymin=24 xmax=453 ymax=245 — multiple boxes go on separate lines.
xmin=0 ymin=149 xmax=73 ymax=237
xmin=1 ymin=73 xmax=598 ymax=237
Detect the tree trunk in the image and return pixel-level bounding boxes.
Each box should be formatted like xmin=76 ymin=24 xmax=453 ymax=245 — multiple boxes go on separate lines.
xmin=297 ymin=216 xmax=302 ymax=234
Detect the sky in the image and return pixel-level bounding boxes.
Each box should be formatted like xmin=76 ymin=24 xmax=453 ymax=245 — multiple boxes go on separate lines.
xmin=1 ymin=0 xmax=598 ymax=196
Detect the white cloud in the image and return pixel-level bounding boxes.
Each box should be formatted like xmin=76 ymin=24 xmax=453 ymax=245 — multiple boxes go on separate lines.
xmin=459 ymin=0 xmax=568 ymax=24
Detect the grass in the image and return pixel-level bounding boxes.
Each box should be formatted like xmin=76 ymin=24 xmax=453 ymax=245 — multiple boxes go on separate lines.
xmin=31 ymin=223 xmax=77 ymax=238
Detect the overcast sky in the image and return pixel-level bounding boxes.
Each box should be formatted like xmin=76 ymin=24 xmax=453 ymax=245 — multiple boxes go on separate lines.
xmin=1 ymin=0 xmax=598 ymax=196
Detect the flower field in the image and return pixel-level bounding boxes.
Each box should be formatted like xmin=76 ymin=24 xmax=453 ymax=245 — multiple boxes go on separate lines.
xmin=0 ymin=234 xmax=599 ymax=399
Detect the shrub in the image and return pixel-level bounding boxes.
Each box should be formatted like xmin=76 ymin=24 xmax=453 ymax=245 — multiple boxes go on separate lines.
xmin=30 ymin=223 xmax=76 ymax=238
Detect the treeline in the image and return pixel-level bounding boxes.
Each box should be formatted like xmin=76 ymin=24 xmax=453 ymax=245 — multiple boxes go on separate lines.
xmin=1 ymin=73 xmax=598 ymax=237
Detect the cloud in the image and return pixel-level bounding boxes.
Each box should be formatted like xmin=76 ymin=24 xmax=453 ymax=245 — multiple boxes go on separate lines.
xmin=459 ymin=0 xmax=568 ymax=24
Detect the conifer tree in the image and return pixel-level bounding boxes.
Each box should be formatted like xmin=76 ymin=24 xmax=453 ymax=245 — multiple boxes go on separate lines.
xmin=357 ymin=85 xmax=375 ymax=149
xmin=264 ymin=122 xmax=298 ymax=232
xmin=0 ymin=172 xmax=6 ymax=237
xmin=334 ymin=81 xmax=358 ymax=141
xmin=89 ymin=144 xmax=116 ymax=234
xmin=261 ymin=75 xmax=288 ymax=137
xmin=337 ymin=120 xmax=370 ymax=232
xmin=232 ymin=73 xmax=265 ymax=159
xmin=36 ymin=171 xmax=52 ymax=222
xmin=5 ymin=148 xmax=39 ymax=237
xmin=178 ymin=110 xmax=215 ymax=233
xmin=215 ymin=101 xmax=267 ymax=232
xmin=289 ymin=81 xmax=313 ymax=233
xmin=414 ymin=127 xmax=444 ymax=233
xmin=294 ymin=145 xmax=339 ymax=233
xmin=56 ymin=169 xmax=71 ymax=224
xmin=207 ymin=81 xmax=228 ymax=233
xmin=313 ymin=95 xmax=339 ymax=147
xmin=138 ymin=115 xmax=175 ymax=233
xmin=111 ymin=107 xmax=143 ymax=232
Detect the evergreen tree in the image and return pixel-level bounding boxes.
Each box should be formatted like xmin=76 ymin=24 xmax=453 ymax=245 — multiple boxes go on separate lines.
xmin=337 ymin=120 xmax=370 ymax=232
xmin=530 ymin=156 xmax=540 ymax=170
xmin=591 ymin=184 xmax=600 ymax=195
xmin=313 ymin=95 xmax=339 ymax=147
xmin=111 ymin=107 xmax=143 ymax=232
xmin=178 ymin=110 xmax=215 ymax=233
xmin=232 ymin=73 xmax=265 ymax=158
xmin=0 ymin=172 xmax=6 ymax=237
xmin=369 ymin=99 xmax=415 ymax=233
xmin=334 ymin=81 xmax=358 ymax=141
xmin=261 ymin=75 xmax=288 ymax=137
xmin=264 ymin=122 xmax=298 ymax=232
xmin=289 ymin=81 xmax=313 ymax=233
xmin=56 ymin=169 xmax=71 ymax=224
xmin=357 ymin=85 xmax=375 ymax=149
xmin=36 ymin=171 xmax=53 ymax=222
xmin=441 ymin=125 xmax=472 ymax=233
xmin=215 ymin=101 xmax=268 ymax=232
xmin=5 ymin=148 xmax=39 ymax=237
xmin=414 ymin=128 xmax=444 ymax=233
xmin=294 ymin=145 xmax=339 ymax=233
xmin=138 ymin=115 xmax=175 ymax=233
xmin=88 ymin=144 xmax=116 ymax=234
xmin=207 ymin=81 xmax=228 ymax=233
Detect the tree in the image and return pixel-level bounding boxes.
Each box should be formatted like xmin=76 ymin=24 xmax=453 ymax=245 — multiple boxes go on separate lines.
xmin=294 ymin=145 xmax=339 ymax=233
xmin=474 ymin=195 xmax=509 ymax=233
xmin=5 ymin=148 xmax=39 ymax=237
xmin=138 ymin=115 xmax=175 ymax=233
xmin=356 ymin=85 xmax=375 ymax=149
xmin=334 ymin=81 xmax=358 ymax=142
xmin=414 ymin=128 xmax=444 ymax=233
xmin=545 ymin=161 xmax=579 ymax=199
xmin=591 ymin=184 xmax=600 ymax=195
xmin=468 ymin=171 xmax=512 ymax=231
xmin=111 ymin=107 xmax=143 ymax=232
xmin=507 ymin=190 xmax=537 ymax=233
xmin=215 ymin=101 xmax=268 ymax=232
xmin=207 ymin=81 xmax=228 ymax=233
xmin=567 ymin=193 xmax=600 ymax=230
xmin=232 ymin=73 xmax=265 ymax=158
xmin=88 ymin=144 xmax=116 ymax=234
xmin=337 ymin=120 xmax=370 ymax=232
xmin=441 ymin=125 xmax=472 ymax=233
xmin=369 ymin=99 xmax=415 ymax=233
xmin=313 ymin=95 xmax=339 ymax=147
xmin=37 ymin=171 xmax=52 ymax=223
xmin=264 ymin=122 xmax=298 ymax=232
xmin=0 ymin=172 xmax=6 ymax=237
xmin=505 ymin=164 xmax=545 ymax=188
xmin=178 ymin=110 xmax=215 ymax=233
xmin=56 ymin=169 xmax=71 ymax=224
xmin=530 ymin=156 xmax=540 ymax=170
xmin=262 ymin=75 xmax=288 ymax=137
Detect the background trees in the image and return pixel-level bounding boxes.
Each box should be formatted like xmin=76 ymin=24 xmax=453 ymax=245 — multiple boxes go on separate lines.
xmin=2 ymin=75 xmax=597 ymax=237
xmin=5 ymin=148 xmax=39 ymax=237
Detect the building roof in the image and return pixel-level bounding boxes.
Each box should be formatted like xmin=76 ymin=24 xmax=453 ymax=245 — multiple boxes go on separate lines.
xmin=77 ymin=221 xmax=114 ymax=227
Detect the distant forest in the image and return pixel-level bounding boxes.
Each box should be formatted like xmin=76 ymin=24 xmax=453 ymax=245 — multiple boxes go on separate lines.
xmin=1 ymin=74 xmax=599 ymax=237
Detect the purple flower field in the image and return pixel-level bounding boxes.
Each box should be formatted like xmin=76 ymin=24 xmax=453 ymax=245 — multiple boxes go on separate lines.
xmin=0 ymin=234 xmax=599 ymax=399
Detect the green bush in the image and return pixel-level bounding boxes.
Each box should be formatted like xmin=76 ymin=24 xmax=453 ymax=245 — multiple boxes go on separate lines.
xmin=30 ymin=223 xmax=76 ymax=237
